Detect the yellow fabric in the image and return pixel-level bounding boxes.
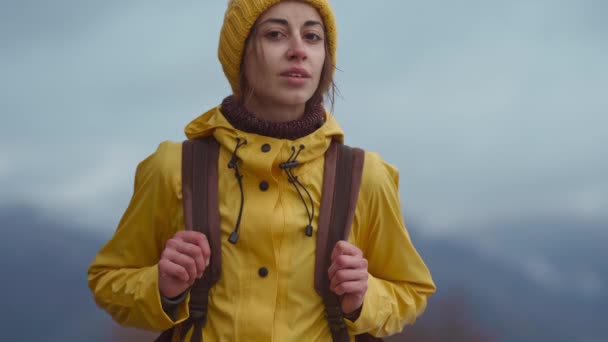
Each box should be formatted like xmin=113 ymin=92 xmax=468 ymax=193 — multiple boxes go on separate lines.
xmin=88 ymin=106 xmax=436 ymax=341
xmin=219 ymin=0 xmax=338 ymax=95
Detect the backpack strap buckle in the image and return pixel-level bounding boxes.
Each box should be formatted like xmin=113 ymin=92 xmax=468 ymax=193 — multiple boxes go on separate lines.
xmin=189 ymin=308 xmax=207 ymax=323
xmin=326 ymin=305 xmax=346 ymax=333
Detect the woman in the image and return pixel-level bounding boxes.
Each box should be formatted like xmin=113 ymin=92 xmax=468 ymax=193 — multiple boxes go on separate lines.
xmin=88 ymin=0 xmax=436 ymax=341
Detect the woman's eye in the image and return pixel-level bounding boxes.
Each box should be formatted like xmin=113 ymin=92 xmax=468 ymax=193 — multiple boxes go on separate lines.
xmin=304 ymin=33 xmax=323 ymax=42
xmin=265 ymin=31 xmax=284 ymax=40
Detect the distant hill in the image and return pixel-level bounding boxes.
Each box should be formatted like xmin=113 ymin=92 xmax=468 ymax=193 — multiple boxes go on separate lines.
xmin=0 ymin=205 xmax=119 ymax=341
xmin=0 ymin=205 xmax=606 ymax=341
xmin=402 ymin=217 xmax=608 ymax=342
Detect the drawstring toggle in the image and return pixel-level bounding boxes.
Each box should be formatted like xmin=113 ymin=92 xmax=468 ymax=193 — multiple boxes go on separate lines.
xmin=227 ymin=138 xmax=247 ymax=244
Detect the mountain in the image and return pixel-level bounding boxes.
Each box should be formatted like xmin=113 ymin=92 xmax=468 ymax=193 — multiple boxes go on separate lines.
xmin=399 ymin=217 xmax=608 ymax=342
xmin=0 ymin=205 xmax=606 ymax=341
xmin=0 ymin=205 xmax=117 ymax=341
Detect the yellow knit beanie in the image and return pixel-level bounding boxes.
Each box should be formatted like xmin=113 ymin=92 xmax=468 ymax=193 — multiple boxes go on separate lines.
xmin=218 ymin=0 xmax=337 ymax=96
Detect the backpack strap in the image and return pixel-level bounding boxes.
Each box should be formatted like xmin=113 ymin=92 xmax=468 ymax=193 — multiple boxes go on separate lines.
xmin=315 ymin=141 xmax=370 ymax=342
xmin=156 ymin=137 xmax=221 ymax=342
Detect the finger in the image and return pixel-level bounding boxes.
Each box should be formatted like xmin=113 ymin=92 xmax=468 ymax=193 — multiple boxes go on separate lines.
xmin=158 ymin=259 xmax=190 ymax=283
xmin=331 ymin=241 xmax=363 ymax=261
xmin=330 ymin=279 xmax=368 ymax=296
xmin=175 ymin=231 xmax=211 ymax=267
xmin=165 ymin=238 xmax=204 ymax=277
xmin=330 ymin=269 xmax=368 ymax=291
xmin=328 ymin=255 xmax=368 ymax=279
xmin=172 ymin=242 xmax=205 ymax=278
xmin=162 ymin=248 xmax=197 ymax=282
xmin=330 ymin=268 xmax=368 ymax=289
xmin=198 ymin=234 xmax=212 ymax=267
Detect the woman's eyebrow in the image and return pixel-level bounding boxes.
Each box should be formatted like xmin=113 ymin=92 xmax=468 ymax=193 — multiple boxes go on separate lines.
xmin=259 ymin=18 xmax=324 ymax=29
xmin=304 ymin=20 xmax=323 ymax=28
xmin=259 ymin=18 xmax=289 ymax=26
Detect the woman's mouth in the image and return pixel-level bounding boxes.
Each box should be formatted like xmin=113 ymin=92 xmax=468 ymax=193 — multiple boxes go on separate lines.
xmin=280 ymin=68 xmax=311 ymax=86
xmin=280 ymin=68 xmax=311 ymax=78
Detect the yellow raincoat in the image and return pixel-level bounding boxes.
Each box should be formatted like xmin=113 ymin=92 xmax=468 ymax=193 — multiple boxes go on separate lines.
xmin=88 ymin=106 xmax=436 ymax=341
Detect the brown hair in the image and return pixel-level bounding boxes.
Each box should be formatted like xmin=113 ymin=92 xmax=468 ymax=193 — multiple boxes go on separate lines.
xmin=237 ymin=21 xmax=338 ymax=112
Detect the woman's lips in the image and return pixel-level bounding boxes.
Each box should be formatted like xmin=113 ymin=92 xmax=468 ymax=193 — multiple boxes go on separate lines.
xmin=280 ymin=67 xmax=311 ymax=78
xmin=280 ymin=68 xmax=311 ymax=86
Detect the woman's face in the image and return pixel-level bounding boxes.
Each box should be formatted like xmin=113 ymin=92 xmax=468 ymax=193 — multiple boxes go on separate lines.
xmin=242 ymin=1 xmax=326 ymax=115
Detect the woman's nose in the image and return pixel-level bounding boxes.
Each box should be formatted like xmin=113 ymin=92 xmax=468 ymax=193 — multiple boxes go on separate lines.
xmin=286 ymin=37 xmax=307 ymax=61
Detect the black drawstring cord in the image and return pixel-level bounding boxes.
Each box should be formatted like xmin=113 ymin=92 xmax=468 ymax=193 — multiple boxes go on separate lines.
xmin=280 ymin=145 xmax=315 ymax=237
xmin=227 ymin=138 xmax=247 ymax=244
xmin=291 ymin=172 xmax=315 ymax=237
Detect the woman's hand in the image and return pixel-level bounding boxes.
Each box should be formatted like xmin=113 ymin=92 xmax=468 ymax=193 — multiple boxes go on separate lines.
xmin=328 ymin=241 xmax=369 ymax=316
xmin=158 ymin=231 xmax=211 ymax=299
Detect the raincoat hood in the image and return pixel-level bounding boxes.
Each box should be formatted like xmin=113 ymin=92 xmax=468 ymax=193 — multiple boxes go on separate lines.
xmin=184 ymin=106 xmax=345 ymax=169
xmin=185 ymin=106 xmax=344 ymax=141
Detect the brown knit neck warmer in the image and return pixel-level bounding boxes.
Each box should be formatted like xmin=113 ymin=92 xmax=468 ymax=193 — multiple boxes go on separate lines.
xmin=220 ymin=96 xmax=325 ymax=140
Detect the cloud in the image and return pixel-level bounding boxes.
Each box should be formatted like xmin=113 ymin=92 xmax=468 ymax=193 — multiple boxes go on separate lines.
xmin=521 ymin=256 xmax=563 ymax=291
xmin=466 ymin=235 xmax=605 ymax=298
xmin=0 ymin=154 xmax=7 ymax=178
xmin=576 ymin=269 xmax=604 ymax=298
xmin=334 ymin=1 xmax=608 ymax=234
xmin=50 ymin=146 xmax=136 ymax=206
xmin=1 ymin=1 xmax=607 ymax=237
xmin=520 ymin=258 xmax=604 ymax=298
xmin=0 ymin=141 xmax=150 ymax=234
xmin=43 ymin=144 xmax=145 ymax=229
xmin=567 ymin=184 xmax=608 ymax=221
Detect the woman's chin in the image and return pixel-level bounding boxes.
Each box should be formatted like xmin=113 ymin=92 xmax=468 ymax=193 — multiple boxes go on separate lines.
xmin=275 ymin=90 xmax=315 ymax=107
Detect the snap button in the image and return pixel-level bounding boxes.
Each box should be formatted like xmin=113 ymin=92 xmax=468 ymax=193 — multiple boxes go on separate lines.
xmin=259 ymin=181 xmax=269 ymax=191
xmin=261 ymin=144 xmax=271 ymax=153
xmin=258 ymin=267 xmax=269 ymax=278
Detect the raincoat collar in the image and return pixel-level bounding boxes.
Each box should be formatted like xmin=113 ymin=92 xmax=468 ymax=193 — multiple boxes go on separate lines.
xmin=185 ymin=105 xmax=345 ymax=170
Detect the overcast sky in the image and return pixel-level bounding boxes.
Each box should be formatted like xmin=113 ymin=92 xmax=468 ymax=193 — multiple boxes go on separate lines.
xmin=1 ymin=0 xmax=606 ymax=237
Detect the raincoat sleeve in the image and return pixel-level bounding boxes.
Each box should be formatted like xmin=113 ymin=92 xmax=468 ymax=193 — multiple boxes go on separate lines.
xmin=345 ymin=152 xmax=436 ymax=337
xmin=87 ymin=141 xmax=191 ymax=331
